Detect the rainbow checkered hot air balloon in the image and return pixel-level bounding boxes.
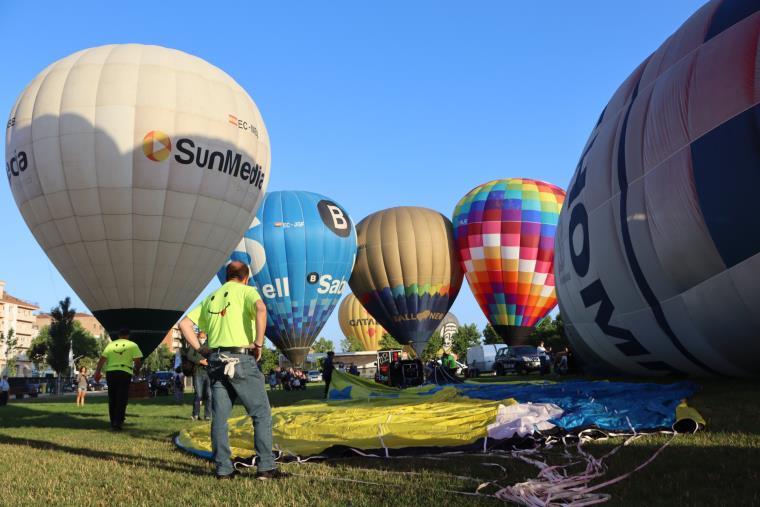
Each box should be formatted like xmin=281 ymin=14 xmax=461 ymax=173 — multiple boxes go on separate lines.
xmin=453 ymin=179 xmax=566 ymax=344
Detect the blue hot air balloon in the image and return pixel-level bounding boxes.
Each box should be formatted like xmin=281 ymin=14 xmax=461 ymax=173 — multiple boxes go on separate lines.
xmin=218 ymin=191 xmax=357 ymax=364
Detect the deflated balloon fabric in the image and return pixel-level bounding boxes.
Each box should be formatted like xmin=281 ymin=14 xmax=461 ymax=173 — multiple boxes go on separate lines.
xmin=177 ymin=386 xmax=516 ymax=458
xmin=328 ymin=372 xmax=701 ymax=432
xmin=176 ymin=372 xmax=703 ymax=459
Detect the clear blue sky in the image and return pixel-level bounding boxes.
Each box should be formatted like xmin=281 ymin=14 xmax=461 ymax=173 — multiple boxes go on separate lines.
xmin=0 ymin=0 xmax=705 ymax=349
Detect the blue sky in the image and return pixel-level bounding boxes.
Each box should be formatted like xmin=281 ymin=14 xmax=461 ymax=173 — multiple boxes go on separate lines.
xmin=0 ymin=0 xmax=705 ymax=349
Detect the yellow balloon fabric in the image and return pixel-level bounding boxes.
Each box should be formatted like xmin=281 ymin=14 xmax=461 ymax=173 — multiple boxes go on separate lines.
xmin=177 ymin=372 xmax=514 ymax=458
xmin=338 ymin=292 xmax=386 ymax=351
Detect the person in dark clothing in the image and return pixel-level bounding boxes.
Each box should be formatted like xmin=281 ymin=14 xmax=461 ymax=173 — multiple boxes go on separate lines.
xmin=322 ymin=351 xmax=335 ymax=399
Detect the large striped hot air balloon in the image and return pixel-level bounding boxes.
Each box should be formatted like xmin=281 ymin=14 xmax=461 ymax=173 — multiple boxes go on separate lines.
xmin=5 ymin=44 xmax=270 ymax=355
xmin=556 ymin=0 xmax=760 ymax=377
xmin=338 ymin=292 xmax=385 ymax=351
xmin=217 ymin=191 xmax=357 ymax=365
xmin=453 ymin=179 xmax=565 ymax=344
xmin=349 ymin=207 xmax=463 ymax=356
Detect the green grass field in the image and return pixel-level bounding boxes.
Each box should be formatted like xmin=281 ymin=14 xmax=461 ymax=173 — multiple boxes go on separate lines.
xmin=0 ymin=376 xmax=758 ymax=507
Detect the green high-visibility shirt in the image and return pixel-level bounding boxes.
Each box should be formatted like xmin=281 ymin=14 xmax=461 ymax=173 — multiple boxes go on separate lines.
xmin=102 ymin=339 xmax=143 ymax=374
xmin=186 ymin=281 xmax=263 ymax=348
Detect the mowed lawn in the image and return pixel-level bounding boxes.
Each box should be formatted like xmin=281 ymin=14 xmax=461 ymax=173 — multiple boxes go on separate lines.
xmin=0 ymin=377 xmax=758 ymax=507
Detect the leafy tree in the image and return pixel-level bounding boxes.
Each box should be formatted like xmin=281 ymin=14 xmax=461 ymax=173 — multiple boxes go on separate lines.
xmin=71 ymin=321 xmax=100 ymax=360
xmin=29 ymin=330 xmax=49 ymax=371
xmin=527 ymin=313 xmax=568 ymax=353
xmin=420 ymin=332 xmax=443 ymax=362
xmin=450 ymin=323 xmax=482 ymax=361
xmin=48 ymin=297 xmax=76 ymax=392
xmin=1 ymin=328 xmax=18 ymax=375
xmin=379 ymin=333 xmax=402 ymax=350
xmin=482 ymin=323 xmax=502 ymax=344
xmin=258 ymin=346 xmax=279 ymax=374
xmin=142 ymin=344 xmax=174 ymax=374
xmin=96 ymin=333 xmax=111 ymax=355
xmin=340 ymin=336 xmax=361 ymax=353
xmin=76 ymin=357 xmax=97 ymax=372
xmin=311 ymin=337 xmax=334 ymax=353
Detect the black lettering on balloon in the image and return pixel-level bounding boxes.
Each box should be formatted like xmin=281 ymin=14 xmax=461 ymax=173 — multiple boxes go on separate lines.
xmin=567 ymin=134 xmax=596 ymax=207
xmin=240 ymin=162 xmax=251 ymax=181
xmin=569 ymin=203 xmax=590 ymax=278
xmin=209 ymin=150 xmax=224 ymax=171
xmin=174 ymin=138 xmax=194 ymax=164
xmin=580 ymin=279 xmax=648 ymax=357
xmin=224 ymin=150 xmax=241 ymax=177
xmin=18 ymin=151 xmax=27 ymax=173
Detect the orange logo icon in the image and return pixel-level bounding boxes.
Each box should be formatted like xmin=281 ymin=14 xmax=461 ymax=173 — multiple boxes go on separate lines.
xmin=142 ymin=130 xmax=172 ymax=162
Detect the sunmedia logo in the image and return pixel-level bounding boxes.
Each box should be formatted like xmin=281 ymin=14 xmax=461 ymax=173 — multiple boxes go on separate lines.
xmin=142 ymin=130 xmax=265 ymax=189
xmin=5 ymin=148 xmax=28 ymax=181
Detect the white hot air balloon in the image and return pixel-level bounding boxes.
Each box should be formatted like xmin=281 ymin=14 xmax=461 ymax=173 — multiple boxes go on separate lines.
xmin=4 ymin=44 xmax=271 ymax=355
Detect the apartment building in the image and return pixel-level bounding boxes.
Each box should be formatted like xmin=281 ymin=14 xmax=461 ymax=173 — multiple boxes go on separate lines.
xmin=161 ymin=324 xmax=182 ymax=353
xmin=0 ymin=281 xmax=40 ymax=376
xmin=35 ymin=312 xmax=106 ymax=338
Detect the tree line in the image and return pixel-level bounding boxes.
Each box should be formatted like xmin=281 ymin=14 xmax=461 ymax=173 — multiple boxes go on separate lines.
xmin=24 ymin=297 xmax=182 ymax=383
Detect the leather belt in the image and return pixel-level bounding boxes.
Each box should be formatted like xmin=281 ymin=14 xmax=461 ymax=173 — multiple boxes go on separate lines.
xmin=212 ymin=347 xmax=251 ymax=354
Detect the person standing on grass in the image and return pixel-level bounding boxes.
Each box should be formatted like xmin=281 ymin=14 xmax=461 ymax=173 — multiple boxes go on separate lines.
xmin=174 ymin=369 xmax=185 ymax=403
xmin=94 ymin=328 xmax=142 ymax=431
xmin=0 ymin=375 xmax=9 ymax=406
xmin=322 ymin=351 xmax=335 ymax=399
xmin=179 ymin=261 xmax=289 ymax=481
xmin=187 ymin=333 xmax=212 ymax=421
xmin=75 ymin=366 xmax=88 ymax=406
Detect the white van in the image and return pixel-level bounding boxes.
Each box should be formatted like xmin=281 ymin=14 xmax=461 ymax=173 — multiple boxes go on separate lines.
xmin=465 ymin=344 xmax=508 ymax=377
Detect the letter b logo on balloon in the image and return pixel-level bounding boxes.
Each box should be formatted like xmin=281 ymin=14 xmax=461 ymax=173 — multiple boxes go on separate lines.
xmin=318 ymin=200 xmax=351 ymax=237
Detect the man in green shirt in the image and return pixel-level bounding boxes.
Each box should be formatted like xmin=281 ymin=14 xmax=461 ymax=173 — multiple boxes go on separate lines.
xmin=180 ymin=261 xmax=288 ymax=480
xmin=94 ymin=328 xmax=143 ymax=431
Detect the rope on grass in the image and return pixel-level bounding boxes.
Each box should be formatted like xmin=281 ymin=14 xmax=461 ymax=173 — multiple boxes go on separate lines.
xmin=493 ymin=434 xmax=677 ymax=506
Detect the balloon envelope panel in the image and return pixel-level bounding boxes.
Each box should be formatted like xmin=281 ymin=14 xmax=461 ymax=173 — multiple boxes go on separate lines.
xmin=555 ymin=0 xmax=760 ymax=377
xmin=5 ymin=44 xmax=270 ymax=354
xmin=453 ymin=179 xmax=565 ymax=343
xmin=338 ymin=292 xmax=385 ymax=351
xmin=348 ymin=207 xmax=463 ymax=355
xmin=219 ymin=191 xmax=357 ymax=364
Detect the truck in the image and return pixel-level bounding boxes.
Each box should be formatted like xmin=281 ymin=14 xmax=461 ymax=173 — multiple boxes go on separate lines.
xmin=465 ymin=344 xmax=508 ymax=377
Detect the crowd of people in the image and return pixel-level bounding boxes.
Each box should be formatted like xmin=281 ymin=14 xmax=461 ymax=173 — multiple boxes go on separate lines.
xmin=267 ymin=367 xmax=308 ymax=391
xmin=536 ymin=341 xmax=574 ymax=375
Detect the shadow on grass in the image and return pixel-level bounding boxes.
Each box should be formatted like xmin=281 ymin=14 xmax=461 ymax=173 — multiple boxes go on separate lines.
xmin=0 ymin=404 xmax=112 ymax=431
xmin=0 ymin=433 xmax=207 ymax=475
xmin=584 ymin=438 xmax=760 ymax=506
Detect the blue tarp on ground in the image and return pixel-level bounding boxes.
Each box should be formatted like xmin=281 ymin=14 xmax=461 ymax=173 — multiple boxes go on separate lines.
xmin=329 ymin=373 xmax=700 ymax=433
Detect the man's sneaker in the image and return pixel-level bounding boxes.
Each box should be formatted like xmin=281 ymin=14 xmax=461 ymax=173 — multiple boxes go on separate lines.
xmin=215 ymin=470 xmax=240 ymax=480
xmin=255 ymin=469 xmax=291 ymax=480
xmin=191 ymin=415 xmax=198 ymax=421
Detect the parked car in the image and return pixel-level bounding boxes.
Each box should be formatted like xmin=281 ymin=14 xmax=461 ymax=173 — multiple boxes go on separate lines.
xmin=8 ymin=377 xmax=39 ymax=399
xmin=87 ymin=378 xmax=107 ymax=391
xmin=465 ymin=344 xmax=508 ymax=377
xmin=307 ymin=370 xmax=322 ymax=382
xmin=149 ymin=371 xmax=174 ymax=396
xmin=493 ymin=346 xmax=542 ymax=376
